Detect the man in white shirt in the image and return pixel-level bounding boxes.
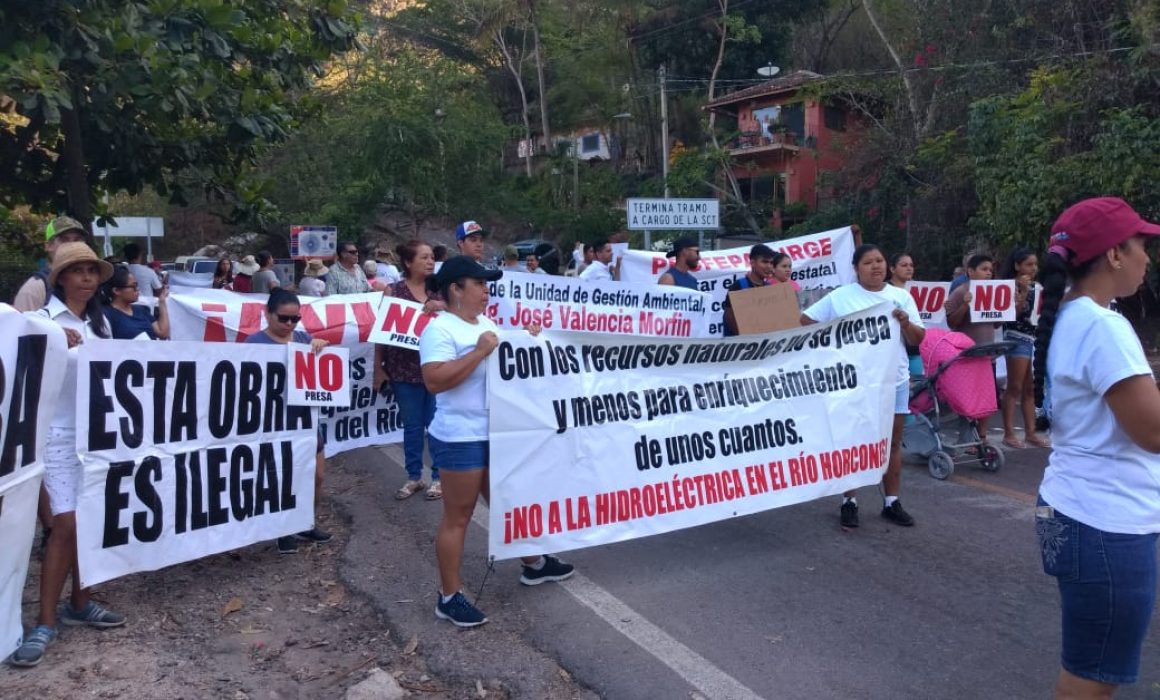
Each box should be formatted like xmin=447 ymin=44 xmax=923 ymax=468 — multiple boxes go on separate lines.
xmin=579 ymin=239 xmax=619 ymax=281
xmin=123 ymin=242 xmax=162 ymax=298
xmin=375 ymin=246 xmax=402 ymax=284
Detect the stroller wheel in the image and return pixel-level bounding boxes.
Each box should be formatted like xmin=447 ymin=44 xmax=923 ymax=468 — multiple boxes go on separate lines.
xmin=928 ymin=451 xmax=954 ymax=480
xmin=979 ymin=444 xmax=1004 ymax=472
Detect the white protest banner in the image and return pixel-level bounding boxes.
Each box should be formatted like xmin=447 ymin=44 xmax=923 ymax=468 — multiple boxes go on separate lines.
xmin=969 ymin=280 xmax=1017 ymax=323
xmin=487 ymin=304 xmax=898 ymax=559
xmin=287 ymin=344 xmax=351 ymax=407
xmin=484 ymin=271 xmax=711 ymax=338
xmin=367 ymin=295 xmax=432 ymax=349
xmin=166 ymin=288 xmax=402 ymax=457
xmin=0 ymin=308 xmax=66 ymax=659
xmin=619 ymin=227 xmax=856 ymax=336
xmin=75 ymin=341 xmax=317 ymax=587
xmin=906 ymin=281 xmax=950 ymax=329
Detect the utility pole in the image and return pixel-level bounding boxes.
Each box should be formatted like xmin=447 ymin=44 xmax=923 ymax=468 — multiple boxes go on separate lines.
xmin=659 ymin=64 xmax=669 ymax=199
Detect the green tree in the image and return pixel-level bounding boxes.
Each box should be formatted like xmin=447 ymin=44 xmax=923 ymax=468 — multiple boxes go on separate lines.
xmin=0 ymin=0 xmax=357 ymax=225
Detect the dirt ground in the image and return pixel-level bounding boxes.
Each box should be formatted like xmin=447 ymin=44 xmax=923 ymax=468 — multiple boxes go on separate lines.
xmin=2 ymin=455 xmax=477 ymax=700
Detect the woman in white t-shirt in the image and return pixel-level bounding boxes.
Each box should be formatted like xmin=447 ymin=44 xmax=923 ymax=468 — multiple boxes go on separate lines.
xmin=11 ymin=243 xmax=126 ymax=668
xmin=800 ymin=244 xmax=925 ymax=529
xmin=1032 ymin=198 xmax=1160 ymax=699
xmin=419 ymin=256 xmax=574 ymax=628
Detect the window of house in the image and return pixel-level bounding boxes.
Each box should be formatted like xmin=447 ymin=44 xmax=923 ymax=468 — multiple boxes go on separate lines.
xmin=824 ymin=105 xmax=846 ymax=132
xmin=581 ymin=134 xmax=600 ymax=153
xmin=780 ymin=103 xmax=805 ymax=142
xmin=752 ymin=106 xmax=779 ymax=136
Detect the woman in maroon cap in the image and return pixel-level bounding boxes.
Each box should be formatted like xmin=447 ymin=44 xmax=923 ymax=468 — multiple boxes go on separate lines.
xmin=1032 ymin=197 xmax=1160 ymax=699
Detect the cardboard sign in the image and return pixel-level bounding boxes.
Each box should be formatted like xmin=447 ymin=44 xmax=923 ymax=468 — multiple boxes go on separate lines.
xmin=906 ymin=281 xmax=950 ymax=329
xmin=969 ymin=280 xmax=1017 ymax=323
xmin=368 ymin=296 xmax=434 ymax=349
xmin=728 ymin=283 xmax=800 ymax=335
xmin=288 ymin=344 xmax=350 ymax=407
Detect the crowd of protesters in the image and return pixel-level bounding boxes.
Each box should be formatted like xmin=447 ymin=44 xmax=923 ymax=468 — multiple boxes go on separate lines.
xmin=5 ymin=205 xmax=1160 ymax=700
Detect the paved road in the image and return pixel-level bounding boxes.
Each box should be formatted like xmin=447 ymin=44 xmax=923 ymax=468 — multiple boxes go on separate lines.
xmin=333 ymin=439 xmax=1160 ymax=700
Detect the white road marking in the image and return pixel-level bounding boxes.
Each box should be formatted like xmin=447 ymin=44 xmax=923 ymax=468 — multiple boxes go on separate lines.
xmin=470 ymin=502 xmax=766 ymax=700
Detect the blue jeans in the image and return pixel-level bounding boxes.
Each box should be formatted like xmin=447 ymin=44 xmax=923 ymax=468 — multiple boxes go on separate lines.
xmin=1036 ymin=496 xmax=1159 ymax=684
xmin=393 ymin=382 xmax=437 ymax=482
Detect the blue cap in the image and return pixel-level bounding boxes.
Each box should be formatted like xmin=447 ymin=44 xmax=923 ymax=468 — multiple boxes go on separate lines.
xmin=455 ymin=220 xmax=487 ymax=241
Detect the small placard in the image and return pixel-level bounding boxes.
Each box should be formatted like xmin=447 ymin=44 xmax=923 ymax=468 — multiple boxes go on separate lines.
xmin=969 ymin=280 xmax=1017 ymax=323
xmin=287 ymin=343 xmax=350 ymax=407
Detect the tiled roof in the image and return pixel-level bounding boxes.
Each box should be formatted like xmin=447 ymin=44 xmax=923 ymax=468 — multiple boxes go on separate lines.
xmin=704 ymin=70 xmax=823 ymax=109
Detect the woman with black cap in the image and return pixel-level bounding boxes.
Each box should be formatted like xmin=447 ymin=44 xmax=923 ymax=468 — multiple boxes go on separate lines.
xmin=420 ymin=256 xmax=574 ymax=627
xmin=1032 ymin=197 xmax=1160 ymax=699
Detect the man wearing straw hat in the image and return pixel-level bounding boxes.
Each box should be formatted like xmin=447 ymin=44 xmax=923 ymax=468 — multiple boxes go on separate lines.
xmin=234 ymin=255 xmax=260 ymax=293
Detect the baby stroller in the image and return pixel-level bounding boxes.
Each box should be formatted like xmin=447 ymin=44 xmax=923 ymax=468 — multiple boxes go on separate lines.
xmin=903 ymin=328 xmax=1017 ymax=479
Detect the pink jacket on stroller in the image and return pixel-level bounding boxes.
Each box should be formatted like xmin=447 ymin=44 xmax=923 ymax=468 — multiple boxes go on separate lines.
xmin=909 ymin=327 xmax=998 ymax=420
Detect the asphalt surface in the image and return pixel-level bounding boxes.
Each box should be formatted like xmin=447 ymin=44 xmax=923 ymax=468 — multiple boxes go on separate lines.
xmin=332 ymin=432 xmax=1160 ymax=700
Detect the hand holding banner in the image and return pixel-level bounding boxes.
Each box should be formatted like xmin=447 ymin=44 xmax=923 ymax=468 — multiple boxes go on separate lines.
xmin=287 ymin=344 xmax=351 ymax=407
xmin=969 ymin=280 xmax=1017 ymax=323
xmin=906 ymin=281 xmax=951 ymax=329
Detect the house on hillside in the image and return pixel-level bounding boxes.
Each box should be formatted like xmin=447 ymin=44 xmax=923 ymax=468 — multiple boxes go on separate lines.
xmin=704 ymin=70 xmax=861 ymax=230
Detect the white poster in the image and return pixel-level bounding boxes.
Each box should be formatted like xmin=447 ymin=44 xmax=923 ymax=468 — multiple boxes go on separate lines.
xmin=619 ymin=227 xmax=856 ymax=336
xmin=487 ymin=304 xmax=898 ymax=559
xmin=75 ymin=341 xmax=317 ymax=586
xmin=969 ymin=280 xmax=1017 ymax=323
xmin=0 ymin=308 xmax=67 ymax=659
xmin=906 ymin=281 xmax=951 ymax=329
xmin=485 ymin=271 xmax=712 ymax=338
xmin=287 ymin=344 xmax=351 ymax=407
xmin=166 ymin=288 xmax=403 ymax=457
xmin=367 ymin=296 xmax=433 ymax=349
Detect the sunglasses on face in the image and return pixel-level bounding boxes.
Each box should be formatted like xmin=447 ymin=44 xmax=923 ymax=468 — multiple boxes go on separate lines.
xmin=276 ymin=314 xmax=301 ymax=324
xmin=342 ymin=249 xmax=358 ymax=255
xmin=117 ymin=284 xmax=139 ymax=290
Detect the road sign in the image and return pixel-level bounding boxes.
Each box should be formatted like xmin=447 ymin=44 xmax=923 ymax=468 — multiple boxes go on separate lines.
xmin=102 ymin=216 xmax=165 ymax=238
xmin=626 ymin=198 xmax=719 ymax=230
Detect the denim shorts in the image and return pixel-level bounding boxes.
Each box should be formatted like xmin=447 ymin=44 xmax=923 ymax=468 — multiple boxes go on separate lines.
xmin=1004 ymin=330 xmax=1034 ymax=359
xmin=1035 ymin=496 xmax=1159 ymax=684
xmin=428 ymin=436 xmax=488 ymax=472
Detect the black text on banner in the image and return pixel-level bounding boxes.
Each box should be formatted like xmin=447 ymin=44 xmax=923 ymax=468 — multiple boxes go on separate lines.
xmin=486 ymin=304 xmax=899 ymax=559
xmin=75 ymin=341 xmax=317 ymax=587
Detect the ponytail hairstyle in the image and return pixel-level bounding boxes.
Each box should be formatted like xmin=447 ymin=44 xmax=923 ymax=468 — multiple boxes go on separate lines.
xmin=998 ymin=247 xmax=1034 ymax=280
xmin=1032 ymin=251 xmax=1100 ymax=430
xmin=887 ymin=252 xmax=913 ymax=282
xmin=101 ymin=264 xmax=133 ymax=305
xmin=396 ymin=239 xmax=427 ymax=278
xmin=266 ymin=287 xmax=300 ymax=313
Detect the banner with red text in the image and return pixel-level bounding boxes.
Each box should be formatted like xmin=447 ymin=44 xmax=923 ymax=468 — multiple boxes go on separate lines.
xmin=968 ymin=280 xmax=1017 ymax=323
xmin=485 ymin=271 xmax=711 ymax=337
xmin=906 ymin=281 xmax=950 ymax=329
xmin=619 ymin=227 xmax=856 ymax=336
xmin=166 ymin=288 xmax=402 ymax=457
xmin=75 ymin=341 xmax=317 ymax=586
xmin=0 ymin=308 xmax=67 ymax=659
xmin=486 ymin=304 xmax=897 ymax=558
